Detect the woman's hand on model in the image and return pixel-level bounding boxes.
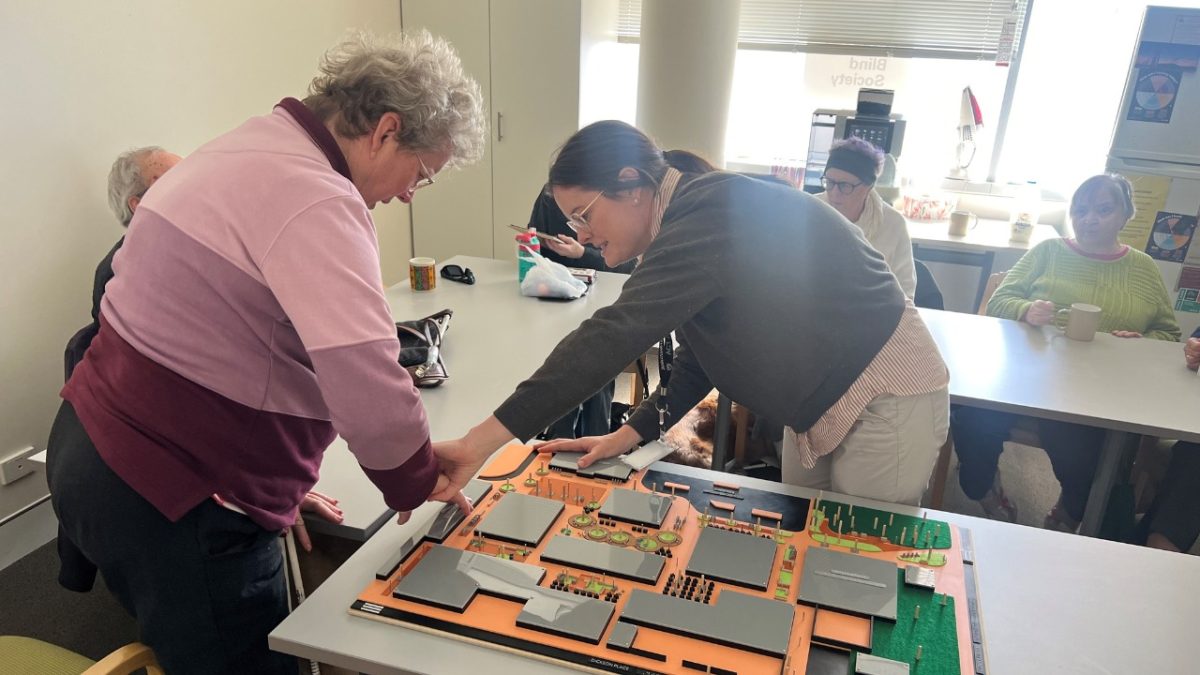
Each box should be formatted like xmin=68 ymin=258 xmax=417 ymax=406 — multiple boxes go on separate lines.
xmin=428 ymin=416 xmax=515 ymax=506
xmin=535 ymin=425 xmax=644 ymax=469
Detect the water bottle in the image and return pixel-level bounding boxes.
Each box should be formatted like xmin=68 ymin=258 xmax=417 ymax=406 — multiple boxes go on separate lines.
xmin=1009 ymin=180 xmax=1040 ymax=244
xmin=516 ymin=231 xmax=540 ymax=283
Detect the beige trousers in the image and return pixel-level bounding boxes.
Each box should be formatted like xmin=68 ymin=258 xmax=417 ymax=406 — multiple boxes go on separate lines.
xmin=782 ymin=387 xmax=949 ymax=506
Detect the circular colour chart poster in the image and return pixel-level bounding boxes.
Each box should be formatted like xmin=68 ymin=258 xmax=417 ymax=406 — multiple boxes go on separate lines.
xmin=1134 ymin=70 xmax=1180 ymax=112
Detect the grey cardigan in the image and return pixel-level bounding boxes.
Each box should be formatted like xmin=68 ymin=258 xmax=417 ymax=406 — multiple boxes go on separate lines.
xmin=494 ymin=172 xmax=905 ymax=441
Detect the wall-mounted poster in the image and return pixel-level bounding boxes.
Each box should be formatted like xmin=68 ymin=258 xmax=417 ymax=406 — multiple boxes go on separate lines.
xmin=1136 ymin=41 xmax=1200 ymax=70
xmin=1127 ymin=65 xmax=1182 ymax=123
xmin=1119 ymin=173 xmax=1172 ymax=248
xmin=1146 ymin=211 xmax=1198 ymax=262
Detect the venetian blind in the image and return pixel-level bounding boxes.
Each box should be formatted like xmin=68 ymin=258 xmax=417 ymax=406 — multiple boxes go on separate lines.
xmin=616 ymin=0 xmax=1028 ymax=60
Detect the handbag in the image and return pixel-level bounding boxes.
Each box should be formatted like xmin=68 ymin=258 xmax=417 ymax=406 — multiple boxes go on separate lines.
xmin=396 ymin=308 xmax=452 ymax=388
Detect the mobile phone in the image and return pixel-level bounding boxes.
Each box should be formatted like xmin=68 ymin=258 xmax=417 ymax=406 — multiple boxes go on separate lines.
xmin=507 ymin=223 xmax=563 ymax=245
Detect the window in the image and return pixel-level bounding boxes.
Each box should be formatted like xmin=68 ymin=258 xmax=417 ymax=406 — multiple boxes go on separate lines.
xmin=616 ymin=1 xmax=1200 ymax=195
xmin=618 ymin=0 xmax=1025 ymax=60
xmin=997 ymin=0 xmax=1200 ymax=193
xmin=725 ymin=51 xmax=1009 ymax=183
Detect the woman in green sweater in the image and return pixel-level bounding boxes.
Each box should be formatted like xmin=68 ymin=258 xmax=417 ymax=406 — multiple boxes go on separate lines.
xmin=954 ymin=173 xmax=1180 ymax=532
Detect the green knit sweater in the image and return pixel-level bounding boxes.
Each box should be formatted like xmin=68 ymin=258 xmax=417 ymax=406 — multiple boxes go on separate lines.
xmin=987 ymin=238 xmax=1180 ymax=341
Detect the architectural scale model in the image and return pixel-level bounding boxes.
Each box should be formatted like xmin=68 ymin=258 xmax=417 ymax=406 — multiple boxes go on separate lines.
xmin=352 ymin=445 xmax=987 ymax=675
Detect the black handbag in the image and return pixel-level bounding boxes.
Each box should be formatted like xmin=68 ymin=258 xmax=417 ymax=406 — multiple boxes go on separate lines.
xmin=396 ymin=309 xmax=452 ymax=388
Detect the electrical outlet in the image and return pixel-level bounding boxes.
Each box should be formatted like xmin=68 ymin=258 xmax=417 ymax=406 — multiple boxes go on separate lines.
xmin=0 ymin=446 xmax=39 ymax=485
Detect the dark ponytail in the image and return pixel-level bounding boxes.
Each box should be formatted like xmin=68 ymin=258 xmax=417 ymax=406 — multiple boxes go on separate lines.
xmin=662 ymin=149 xmax=716 ymax=174
xmin=549 ymin=120 xmax=666 ymax=193
xmin=549 ymin=120 xmax=717 ymax=194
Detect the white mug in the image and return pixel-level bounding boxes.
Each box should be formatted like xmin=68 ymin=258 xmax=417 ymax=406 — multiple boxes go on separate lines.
xmin=1054 ymin=303 xmax=1102 ymax=341
xmin=949 ymin=210 xmax=978 ymax=237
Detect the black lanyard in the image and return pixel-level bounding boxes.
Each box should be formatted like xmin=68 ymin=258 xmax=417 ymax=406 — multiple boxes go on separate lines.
xmin=654 ymin=335 xmax=674 ymax=440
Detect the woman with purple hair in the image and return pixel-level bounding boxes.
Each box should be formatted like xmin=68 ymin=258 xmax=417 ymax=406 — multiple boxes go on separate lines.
xmin=817 ymin=137 xmax=916 ymax=298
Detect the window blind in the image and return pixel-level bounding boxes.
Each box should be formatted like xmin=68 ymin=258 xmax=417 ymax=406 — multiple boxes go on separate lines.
xmin=617 ymin=0 xmax=1027 ymax=60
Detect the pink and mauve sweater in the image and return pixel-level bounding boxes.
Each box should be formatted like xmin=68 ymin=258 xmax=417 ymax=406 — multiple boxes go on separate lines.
xmin=63 ymin=100 xmax=437 ymax=531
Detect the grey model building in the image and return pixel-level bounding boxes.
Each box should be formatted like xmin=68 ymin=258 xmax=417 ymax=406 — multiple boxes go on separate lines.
xmin=619 ymin=588 xmax=794 ymax=657
xmin=477 ymin=492 xmax=565 ymax=546
xmin=540 ymin=535 xmax=665 ymax=584
xmin=549 ymin=452 xmax=634 ymax=481
xmin=392 ymin=545 xmax=616 ymax=643
xmin=685 ymin=526 xmax=778 ymax=590
xmin=855 ymin=653 xmax=911 ymax=675
xmin=598 ymin=488 xmax=673 ymax=528
xmin=376 ymin=479 xmax=493 ymax=579
xmin=798 ymin=547 xmax=899 ymax=621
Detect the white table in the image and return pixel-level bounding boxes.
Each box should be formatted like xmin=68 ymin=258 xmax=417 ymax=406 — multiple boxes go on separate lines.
xmin=304 ymin=256 xmax=627 ymax=540
xmin=920 ymin=307 xmax=1200 ymax=535
xmin=270 ymin=462 xmax=1200 ymax=675
xmin=907 ymin=218 xmax=1058 ymax=311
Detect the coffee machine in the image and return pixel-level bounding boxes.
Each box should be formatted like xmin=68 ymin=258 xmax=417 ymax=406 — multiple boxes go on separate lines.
xmin=802 ymin=88 xmax=906 ymax=195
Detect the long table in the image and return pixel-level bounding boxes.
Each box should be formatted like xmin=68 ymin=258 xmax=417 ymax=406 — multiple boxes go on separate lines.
xmin=920 ymin=308 xmax=1200 ymax=535
xmin=270 ymin=462 xmax=1200 ymax=674
xmin=271 ymin=256 xmax=1200 ymax=672
xmin=313 ymin=257 xmax=1200 ymax=543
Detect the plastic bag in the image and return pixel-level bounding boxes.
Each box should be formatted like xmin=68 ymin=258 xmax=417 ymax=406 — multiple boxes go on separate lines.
xmin=519 ymin=247 xmax=588 ymax=300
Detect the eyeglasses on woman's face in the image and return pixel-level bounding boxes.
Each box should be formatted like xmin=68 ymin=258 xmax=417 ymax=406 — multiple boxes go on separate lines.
xmin=565 ymin=191 xmax=604 ymax=233
xmin=413 ymin=153 xmax=436 ymax=191
xmin=821 ymin=175 xmax=863 ymax=195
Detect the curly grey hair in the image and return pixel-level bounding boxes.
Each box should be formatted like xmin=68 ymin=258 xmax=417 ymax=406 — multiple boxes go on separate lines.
xmin=304 ymin=30 xmax=486 ymax=169
xmin=107 ymin=146 xmax=165 ymax=226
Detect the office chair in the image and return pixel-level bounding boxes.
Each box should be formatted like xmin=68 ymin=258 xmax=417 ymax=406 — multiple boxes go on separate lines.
xmin=0 ymin=636 xmax=162 ymax=675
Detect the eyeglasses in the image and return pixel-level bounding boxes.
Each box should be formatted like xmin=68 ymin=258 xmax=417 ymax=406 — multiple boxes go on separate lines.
xmin=414 ymin=153 xmax=436 ymax=191
xmin=821 ymin=175 xmax=863 ymax=195
xmin=440 ymin=263 xmax=474 ymax=285
xmin=565 ymin=191 xmax=604 ymax=233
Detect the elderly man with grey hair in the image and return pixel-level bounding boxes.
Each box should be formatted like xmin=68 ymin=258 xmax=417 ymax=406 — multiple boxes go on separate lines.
xmin=49 ymin=30 xmax=485 ymax=674
xmin=94 ymin=147 xmax=181 ymax=317
xmin=63 ymin=147 xmax=181 ymax=380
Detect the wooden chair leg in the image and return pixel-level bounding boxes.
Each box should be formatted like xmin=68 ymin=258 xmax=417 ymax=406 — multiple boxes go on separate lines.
xmin=929 ymin=436 xmax=955 ymax=509
xmin=732 ymin=405 xmax=751 ymax=473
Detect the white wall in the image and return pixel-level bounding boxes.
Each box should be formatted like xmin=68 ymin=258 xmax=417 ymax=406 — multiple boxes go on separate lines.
xmin=0 ymin=1 xmax=411 ymax=520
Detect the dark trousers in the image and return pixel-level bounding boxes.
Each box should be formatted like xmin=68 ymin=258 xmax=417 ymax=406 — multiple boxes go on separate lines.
xmin=546 ymin=380 xmax=617 ymax=439
xmin=1139 ymin=441 xmax=1200 ymax=551
xmin=46 ymin=402 xmax=293 ymax=675
xmin=953 ymin=406 xmax=1104 ymax=522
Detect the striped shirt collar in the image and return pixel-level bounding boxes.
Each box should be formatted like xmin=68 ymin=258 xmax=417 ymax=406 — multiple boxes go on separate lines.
xmin=648 ymin=167 xmax=683 ymax=242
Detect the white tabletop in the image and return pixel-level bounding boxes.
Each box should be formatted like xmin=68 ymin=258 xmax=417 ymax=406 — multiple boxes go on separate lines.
xmin=306 ymin=256 xmax=628 ymax=539
xmin=919 ymin=308 xmax=1200 ymax=443
xmin=271 ymin=462 xmax=1200 ymax=675
xmin=907 ymin=217 xmax=1058 ymax=255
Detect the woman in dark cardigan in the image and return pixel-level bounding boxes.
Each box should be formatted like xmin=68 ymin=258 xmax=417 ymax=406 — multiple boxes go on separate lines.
xmin=432 ymin=120 xmax=949 ymax=507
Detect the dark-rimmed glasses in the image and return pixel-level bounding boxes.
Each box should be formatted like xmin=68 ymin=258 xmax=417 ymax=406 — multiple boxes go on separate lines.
xmin=821 ymin=175 xmax=863 ymax=195
xmin=440 ymin=264 xmax=474 ymax=285
xmin=566 ymin=191 xmax=604 ymax=233
xmin=414 ymin=153 xmax=436 ymax=191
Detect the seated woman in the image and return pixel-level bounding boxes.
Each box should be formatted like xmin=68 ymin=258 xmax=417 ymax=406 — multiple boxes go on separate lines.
xmin=816 ymin=137 xmax=916 ymax=298
xmin=436 ymin=120 xmax=950 ymax=507
xmin=525 ymin=189 xmax=635 ymax=439
xmin=1137 ymin=329 xmax=1200 ymax=552
xmin=526 ymin=149 xmax=717 ymax=440
xmin=953 ymin=173 xmax=1180 ymax=532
